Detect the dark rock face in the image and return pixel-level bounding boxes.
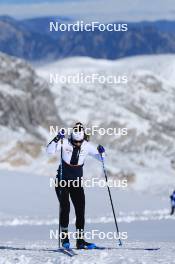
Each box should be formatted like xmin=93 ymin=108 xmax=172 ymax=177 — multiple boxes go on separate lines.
xmin=0 ymin=52 xmax=60 ymax=137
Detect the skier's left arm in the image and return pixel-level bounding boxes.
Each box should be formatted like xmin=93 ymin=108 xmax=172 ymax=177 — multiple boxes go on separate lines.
xmin=87 ymin=143 xmax=105 ymax=161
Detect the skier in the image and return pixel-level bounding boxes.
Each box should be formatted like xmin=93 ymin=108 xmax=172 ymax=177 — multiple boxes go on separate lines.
xmin=46 ymin=122 xmax=105 ymax=249
xmin=170 ymin=190 xmax=175 ymax=215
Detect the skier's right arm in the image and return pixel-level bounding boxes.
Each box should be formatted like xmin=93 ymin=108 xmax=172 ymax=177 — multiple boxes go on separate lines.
xmin=46 ymin=131 xmax=65 ymax=154
xmin=46 ymin=139 xmax=61 ymax=154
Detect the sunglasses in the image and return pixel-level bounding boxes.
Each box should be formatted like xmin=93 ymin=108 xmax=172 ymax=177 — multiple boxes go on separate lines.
xmin=73 ymin=139 xmax=84 ymax=145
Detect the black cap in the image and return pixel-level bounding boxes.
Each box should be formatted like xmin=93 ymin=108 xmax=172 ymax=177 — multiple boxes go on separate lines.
xmin=73 ymin=122 xmax=84 ymax=132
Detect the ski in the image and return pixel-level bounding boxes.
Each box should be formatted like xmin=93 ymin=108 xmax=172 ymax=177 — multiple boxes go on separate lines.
xmin=76 ymin=246 xmax=160 ymax=251
xmin=58 ymin=247 xmax=77 ymax=257
xmin=75 ymin=245 xmax=106 ymax=250
xmin=84 ymin=246 xmax=106 ymax=250
xmin=93 ymin=247 xmax=160 ymax=251
xmin=46 ymin=247 xmax=77 ymax=257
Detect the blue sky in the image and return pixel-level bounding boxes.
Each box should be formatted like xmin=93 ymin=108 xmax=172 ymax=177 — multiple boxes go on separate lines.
xmin=0 ymin=0 xmax=174 ymax=22
xmin=0 ymin=0 xmax=81 ymax=3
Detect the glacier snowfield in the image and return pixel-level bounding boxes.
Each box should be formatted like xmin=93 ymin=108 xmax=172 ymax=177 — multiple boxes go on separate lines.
xmin=0 ymin=170 xmax=174 ymax=264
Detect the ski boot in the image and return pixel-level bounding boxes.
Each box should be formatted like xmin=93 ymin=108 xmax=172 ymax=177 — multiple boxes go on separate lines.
xmin=61 ymin=231 xmax=70 ymax=249
xmin=76 ymin=239 xmax=96 ymax=249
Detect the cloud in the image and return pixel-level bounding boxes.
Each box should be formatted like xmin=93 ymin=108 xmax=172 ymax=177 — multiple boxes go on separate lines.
xmin=0 ymin=0 xmax=174 ymax=22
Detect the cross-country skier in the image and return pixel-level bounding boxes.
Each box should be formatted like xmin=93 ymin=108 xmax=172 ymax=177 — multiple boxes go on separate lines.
xmin=46 ymin=122 xmax=105 ymax=249
xmin=170 ymin=190 xmax=175 ymax=215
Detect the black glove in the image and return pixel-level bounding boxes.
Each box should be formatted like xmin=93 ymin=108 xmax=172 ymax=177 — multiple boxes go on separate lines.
xmin=53 ymin=130 xmax=65 ymax=143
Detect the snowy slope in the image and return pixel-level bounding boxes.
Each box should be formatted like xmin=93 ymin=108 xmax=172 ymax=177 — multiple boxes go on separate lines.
xmin=37 ymin=55 xmax=175 ymax=193
xmin=0 ymin=53 xmax=175 ymax=193
xmin=0 ymin=170 xmax=175 ymax=264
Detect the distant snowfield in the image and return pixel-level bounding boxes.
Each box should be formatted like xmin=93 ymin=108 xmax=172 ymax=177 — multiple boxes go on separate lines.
xmin=36 ymin=54 xmax=175 ymax=195
xmin=0 ymin=170 xmax=175 ymax=263
xmin=37 ymin=54 xmax=175 ymax=84
xmin=1 ymin=53 xmax=175 ymax=194
xmin=37 ymin=54 xmax=175 ymax=135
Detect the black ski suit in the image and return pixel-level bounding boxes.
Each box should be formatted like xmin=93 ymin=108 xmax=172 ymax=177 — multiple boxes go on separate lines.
xmin=46 ymin=138 xmax=103 ymax=232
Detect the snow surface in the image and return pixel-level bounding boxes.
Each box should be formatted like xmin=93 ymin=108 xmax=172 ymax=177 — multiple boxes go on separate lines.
xmin=0 ymin=170 xmax=174 ymax=263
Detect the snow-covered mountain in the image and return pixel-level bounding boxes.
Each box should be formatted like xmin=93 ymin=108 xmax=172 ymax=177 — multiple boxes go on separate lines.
xmin=0 ymin=52 xmax=175 ymax=193
xmin=37 ymin=55 xmax=175 ymax=193
xmin=0 ymin=52 xmax=61 ymax=171
xmin=1 ymin=16 xmax=175 ymax=61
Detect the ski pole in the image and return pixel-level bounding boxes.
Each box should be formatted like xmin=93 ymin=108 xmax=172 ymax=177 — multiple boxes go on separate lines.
xmin=58 ymin=137 xmax=64 ymax=248
xmin=100 ymin=154 xmax=122 ymax=246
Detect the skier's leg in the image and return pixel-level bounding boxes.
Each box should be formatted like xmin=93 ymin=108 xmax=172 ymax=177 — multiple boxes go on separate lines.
xmin=55 ymin=182 xmax=70 ymax=247
xmin=170 ymin=206 xmax=174 ymax=215
xmin=69 ymin=183 xmax=85 ymax=231
xmin=173 ymin=206 xmax=175 ymax=215
xmin=70 ymin=183 xmax=96 ymax=249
